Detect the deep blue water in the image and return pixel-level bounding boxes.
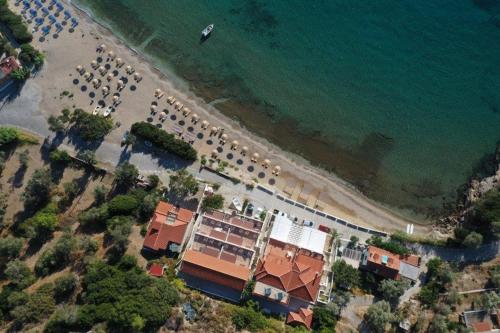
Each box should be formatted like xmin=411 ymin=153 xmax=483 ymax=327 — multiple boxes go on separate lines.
xmin=75 ymin=0 xmax=500 ymax=218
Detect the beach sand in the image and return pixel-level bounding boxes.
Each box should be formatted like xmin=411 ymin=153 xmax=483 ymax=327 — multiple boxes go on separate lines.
xmin=6 ymin=0 xmax=432 ymax=235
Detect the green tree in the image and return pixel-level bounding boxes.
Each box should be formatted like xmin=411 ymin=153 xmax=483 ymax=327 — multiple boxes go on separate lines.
xmin=5 ymin=260 xmax=36 ymax=289
xmin=76 ymin=149 xmax=97 ymax=165
xmin=332 ymin=260 xmax=360 ymax=291
xmin=114 ymin=162 xmax=139 ymax=189
xmin=53 ymin=273 xmax=77 ymax=301
xmin=201 ymin=194 xmax=224 ymax=211
xmin=231 ymin=304 xmax=267 ymax=332
xmin=0 ymin=127 xmax=19 ymax=146
xmin=78 ymin=204 xmax=109 ymax=227
xmin=49 ymin=149 xmax=71 ymax=164
xmin=169 ymin=168 xmax=198 ymax=199
xmin=478 ymin=292 xmax=500 ymax=312
xmin=490 ymin=265 xmax=500 ymax=288
xmin=474 ymin=188 xmax=500 ymax=239
xmin=35 ymin=233 xmax=76 ymax=276
xmin=364 ymin=301 xmax=395 ymax=333
xmin=59 ymin=180 xmax=79 ymax=209
xmin=21 ymin=203 xmax=59 ymax=239
xmin=0 ymin=236 xmax=24 ymax=260
xmin=428 ymin=314 xmax=449 ymax=333
xmin=10 ymin=67 xmax=30 ymax=81
xmin=378 ymin=279 xmax=408 ymax=308
xmin=48 ymin=115 xmax=65 ymax=133
xmin=139 ymin=193 xmax=159 ymax=220
xmin=147 ymin=174 xmax=160 ymax=189
xmin=93 ymin=185 xmax=108 ymax=204
xmin=70 ymin=109 xmax=113 ymax=141
xmin=10 ymin=283 xmax=55 ymax=325
xmin=462 ymin=231 xmax=483 ymax=248
xmin=108 ymin=194 xmax=140 ymax=216
xmin=312 ymin=305 xmax=338 ymax=332
xmin=22 ymin=168 xmax=52 ymax=210
xmin=348 ymin=235 xmax=359 ymax=248
xmin=106 ymin=216 xmax=133 ymax=252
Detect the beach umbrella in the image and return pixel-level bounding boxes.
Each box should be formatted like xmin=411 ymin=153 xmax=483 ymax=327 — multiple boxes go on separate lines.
xmin=35 ymin=17 xmax=44 ymax=26
xmin=182 ymin=108 xmax=191 ymax=116
xmin=83 ymin=71 xmax=91 ymax=80
xmin=107 ymin=73 xmax=113 ymax=81
xmin=90 ymin=60 xmax=98 ymax=68
xmin=91 ymin=78 xmax=99 ymax=87
xmin=102 ymin=86 xmax=109 ymax=95
xmin=34 ymin=0 xmax=42 ymax=8
xmin=201 ymin=120 xmax=209 ymax=129
xmin=70 ymin=17 xmax=78 ymax=27
xmin=262 ymin=159 xmax=271 ymax=168
xmin=273 ymin=165 xmax=281 ymax=175
xmin=99 ymin=44 xmax=107 ymax=52
xmin=115 ymin=57 xmax=124 ymax=66
xmin=76 ymin=65 xmax=83 ymax=73
xmin=55 ymin=2 xmax=64 ymax=11
xmin=117 ymin=80 xmax=124 ymax=88
xmin=154 ymin=88 xmax=162 ymax=97
xmin=108 ymin=51 xmax=116 ymax=60
xmin=112 ymin=95 xmax=119 ymax=103
xmin=29 ymin=9 xmax=37 ymax=17
xmin=221 ymin=134 xmax=228 ymax=141
xmin=125 ymin=65 xmax=133 ymax=74
xmin=22 ymin=0 xmax=30 ymax=9
xmin=63 ymin=10 xmax=71 ymax=20
xmin=241 ymin=146 xmax=248 ymax=155
xmin=42 ymin=7 xmax=50 ymax=16
xmin=211 ymin=150 xmax=218 ymax=158
xmin=251 ymin=152 xmax=259 ymax=162
xmin=133 ymin=72 xmax=142 ymax=82
xmin=55 ymin=22 xmax=63 ymax=31
xmin=191 ymin=113 xmax=199 ymax=122
xmin=98 ymin=66 xmax=106 ymax=75
xmin=160 ymin=111 xmax=167 ymax=119
xmin=210 ymin=126 xmax=218 ymax=135
xmin=150 ymin=105 xmax=157 ymax=113
xmin=231 ymin=140 xmax=239 ymax=149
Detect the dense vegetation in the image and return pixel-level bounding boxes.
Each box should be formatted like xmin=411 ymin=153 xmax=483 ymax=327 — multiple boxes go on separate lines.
xmin=367 ymin=235 xmax=410 ymax=256
xmin=131 ymin=122 xmax=197 ymax=161
xmin=70 ymin=109 xmax=114 ymax=141
xmin=0 ymin=0 xmax=33 ymax=44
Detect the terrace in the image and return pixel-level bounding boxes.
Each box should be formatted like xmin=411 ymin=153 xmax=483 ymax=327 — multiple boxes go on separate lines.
xmin=191 ymin=233 xmax=254 ymax=267
xmin=197 ymin=216 xmax=258 ymax=249
xmin=203 ymin=210 xmax=264 ymax=233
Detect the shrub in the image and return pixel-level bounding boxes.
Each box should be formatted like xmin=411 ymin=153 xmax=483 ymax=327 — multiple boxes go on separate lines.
xmin=35 ymin=233 xmax=76 ymax=276
xmin=312 ymin=305 xmax=338 ymax=332
xmin=106 ymin=216 xmax=133 ymax=252
xmin=378 ymin=279 xmax=408 ymax=308
xmin=93 ymin=185 xmax=109 ymax=204
xmin=368 ymin=235 xmax=410 ymax=256
xmin=0 ymin=2 xmax=33 ymax=44
xmin=10 ymin=283 xmax=55 ymax=325
xmin=53 ymin=274 xmax=77 ymax=301
xmin=169 ymin=168 xmax=199 ymax=199
xmin=10 ymin=67 xmax=31 ymax=81
xmin=108 ymin=195 xmax=140 ymax=216
xmin=462 ymin=231 xmax=483 ymax=248
xmin=231 ymin=305 xmax=267 ymax=332
xmin=21 ymin=202 xmax=58 ymax=239
xmin=364 ymin=301 xmax=395 ymax=333
xmin=201 ymin=194 xmax=224 ymax=211
xmin=114 ymin=162 xmax=139 ymax=189
xmin=474 ymin=188 xmax=500 ymax=239
xmin=130 ymin=122 xmax=197 ymax=161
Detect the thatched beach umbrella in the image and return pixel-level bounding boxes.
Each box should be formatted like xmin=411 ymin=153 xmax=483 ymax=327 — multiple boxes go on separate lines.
xmin=210 ymin=126 xmax=218 ymax=135
xmin=134 ymin=72 xmax=142 ymax=82
xmin=83 ymin=71 xmax=91 ymax=80
xmin=191 ymin=113 xmax=199 ymax=123
xmin=182 ymin=108 xmax=191 ymax=116
xmin=167 ymin=96 xmax=174 ymax=104
xmin=150 ymin=105 xmax=157 ymax=113
xmin=112 ymin=95 xmax=119 ymax=103
xmin=115 ymin=57 xmax=124 ymax=67
xmin=117 ymin=80 xmax=124 ymax=89
xmin=99 ymin=44 xmax=106 ymax=52
xmin=231 ymin=140 xmax=239 ymax=150
xmin=174 ymin=101 xmax=181 ymax=109
xmin=160 ymin=111 xmax=167 ymax=120
xmin=90 ymin=60 xmax=98 ymax=68
xmin=273 ymin=165 xmax=281 ymax=176
xmin=201 ymin=120 xmax=209 ymax=129
xmin=251 ymin=152 xmax=259 ymax=162
xmin=76 ymin=65 xmax=83 ymax=73
xmin=91 ymin=78 xmax=99 ymax=88
xmin=125 ymin=65 xmax=134 ymax=74
xmin=102 ymin=86 xmax=109 ymax=95
xmin=154 ymin=89 xmax=162 ymax=97
xmin=98 ymin=66 xmax=106 ymax=74
xmin=108 ymin=50 xmax=116 ymax=60
xmin=211 ymin=149 xmax=218 ymax=158
xmin=262 ymin=159 xmax=271 ymax=168
xmin=107 ymin=73 xmax=113 ymax=81
xmin=221 ymin=134 xmax=228 ymax=142
xmin=241 ymin=146 xmax=248 ymax=155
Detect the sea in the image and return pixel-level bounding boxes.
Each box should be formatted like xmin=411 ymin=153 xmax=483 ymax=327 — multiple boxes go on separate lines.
xmin=74 ymin=0 xmax=500 ymax=220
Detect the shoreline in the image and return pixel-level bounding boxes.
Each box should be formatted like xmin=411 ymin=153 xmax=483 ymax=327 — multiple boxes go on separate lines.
xmin=8 ymin=0 xmax=431 ymax=235
xmin=68 ymin=1 xmax=425 ymax=226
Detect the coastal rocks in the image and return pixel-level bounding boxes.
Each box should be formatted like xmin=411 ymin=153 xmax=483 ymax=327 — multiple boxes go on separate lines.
xmin=465 ymin=167 xmax=500 ymax=206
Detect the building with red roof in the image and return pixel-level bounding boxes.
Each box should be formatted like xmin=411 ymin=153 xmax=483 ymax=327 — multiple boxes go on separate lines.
xmin=148 ymin=263 xmax=164 ymax=277
xmin=0 ymin=56 xmax=20 ymax=85
xmin=360 ymin=246 xmax=421 ymax=281
xmin=286 ymin=307 xmax=314 ymax=329
xmin=142 ymin=201 xmax=195 ymax=254
xmin=178 ymin=210 xmax=266 ymax=302
xmin=253 ymin=238 xmax=324 ymax=313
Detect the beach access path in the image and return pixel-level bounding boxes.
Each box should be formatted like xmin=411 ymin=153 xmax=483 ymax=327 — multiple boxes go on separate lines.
xmin=0 ymin=0 xmax=432 ymax=237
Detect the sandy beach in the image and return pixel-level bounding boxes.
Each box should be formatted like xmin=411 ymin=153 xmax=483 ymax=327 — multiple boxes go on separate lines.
xmin=3 ymin=0 xmax=432 ymax=236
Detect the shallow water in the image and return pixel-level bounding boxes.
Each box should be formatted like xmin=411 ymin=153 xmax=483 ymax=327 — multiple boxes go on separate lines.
xmin=75 ymin=0 xmax=500 ymax=219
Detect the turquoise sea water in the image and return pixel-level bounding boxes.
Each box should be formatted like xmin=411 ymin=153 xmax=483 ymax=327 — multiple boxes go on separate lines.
xmin=75 ymin=0 xmax=500 ymax=219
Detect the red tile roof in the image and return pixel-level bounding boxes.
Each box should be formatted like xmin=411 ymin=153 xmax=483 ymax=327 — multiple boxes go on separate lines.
xmin=254 ymin=243 xmax=324 ymax=303
xmin=471 ymin=321 xmax=493 ymax=333
xmin=286 ymin=307 xmax=314 ymax=329
xmin=148 ymin=263 xmax=164 ymax=277
xmin=0 ymin=56 xmax=20 ymax=79
xmin=142 ymin=201 xmax=194 ymax=251
xmin=183 ymin=249 xmax=250 ymax=281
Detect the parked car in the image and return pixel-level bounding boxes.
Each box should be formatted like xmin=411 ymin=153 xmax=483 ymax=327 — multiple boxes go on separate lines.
xmin=246 ymin=203 xmax=254 ymax=216
xmin=303 ymin=220 xmax=314 ymax=227
xmin=319 ymin=224 xmax=331 ymax=233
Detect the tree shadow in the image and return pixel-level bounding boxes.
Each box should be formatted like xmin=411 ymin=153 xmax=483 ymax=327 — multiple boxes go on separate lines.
xmin=10 ymin=165 xmax=27 ymax=188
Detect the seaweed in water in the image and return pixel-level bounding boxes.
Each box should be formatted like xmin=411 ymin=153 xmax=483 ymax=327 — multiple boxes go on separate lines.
xmin=229 ymin=0 xmax=278 ymax=36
